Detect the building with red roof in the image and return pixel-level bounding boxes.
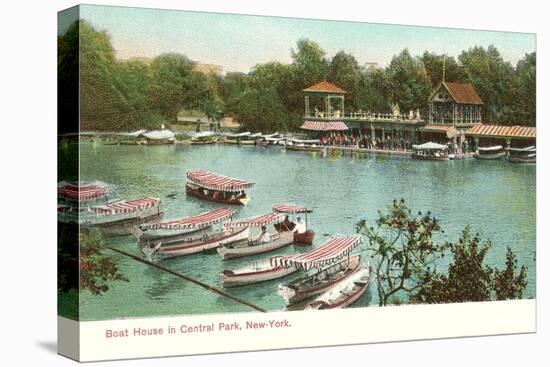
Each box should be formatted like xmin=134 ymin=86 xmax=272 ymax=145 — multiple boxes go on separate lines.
xmin=428 ymin=81 xmax=484 ymax=125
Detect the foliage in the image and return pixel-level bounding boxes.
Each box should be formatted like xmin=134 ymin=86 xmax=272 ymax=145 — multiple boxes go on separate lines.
xmin=412 ymin=227 xmax=527 ymax=303
xmin=493 ymin=247 xmax=527 ymax=300
xmin=386 ymin=49 xmax=432 ymax=113
xmin=420 ymin=51 xmax=467 ymax=88
xmin=79 ymin=228 xmax=128 ymax=296
xmin=357 ymin=202 xmax=529 ymax=306
xmin=459 ymin=45 xmax=517 ymax=124
xmin=59 ymin=20 xmax=536 ymax=132
xmin=356 ymin=199 xmax=448 ymax=306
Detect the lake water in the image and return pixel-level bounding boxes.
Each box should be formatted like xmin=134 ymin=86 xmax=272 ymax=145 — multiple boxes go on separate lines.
xmin=70 ymin=142 xmax=536 ymax=320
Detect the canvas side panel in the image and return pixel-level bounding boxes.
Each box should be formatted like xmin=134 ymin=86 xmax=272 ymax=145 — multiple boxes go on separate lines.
xmin=57 ymin=5 xmax=81 ymax=361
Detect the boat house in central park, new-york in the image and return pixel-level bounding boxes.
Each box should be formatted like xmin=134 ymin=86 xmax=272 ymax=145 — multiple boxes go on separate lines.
xmin=300 ymin=81 xmax=536 ymax=152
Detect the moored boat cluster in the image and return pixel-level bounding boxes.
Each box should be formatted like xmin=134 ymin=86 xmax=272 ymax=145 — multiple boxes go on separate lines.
xmin=60 ymin=169 xmax=374 ymax=311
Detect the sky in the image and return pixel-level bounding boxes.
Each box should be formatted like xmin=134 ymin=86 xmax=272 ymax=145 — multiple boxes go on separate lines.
xmin=60 ymin=4 xmax=536 ymax=73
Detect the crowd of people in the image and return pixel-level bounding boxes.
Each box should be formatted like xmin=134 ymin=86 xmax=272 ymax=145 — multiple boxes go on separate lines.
xmin=317 ymin=133 xmax=476 ymax=154
xmin=319 ymin=133 xmax=413 ymax=151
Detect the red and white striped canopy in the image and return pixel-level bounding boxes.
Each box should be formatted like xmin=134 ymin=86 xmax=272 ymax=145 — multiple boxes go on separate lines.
xmin=271 ymin=235 xmax=361 ymax=270
xmin=140 ymin=207 xmax=235 ymax=230
xmin=225 ymin=212 xmax=284 ymax=228
xmin=272 ymin=203 xmax=311 ymax=214
xmin=186 ymin=169 xmax=254 ymax=192
xmin=91 ymin=197 xmax=159 ymax=216
xmin=300 ymin=121 xmax=348 ymax=131
xmin=58 ymin=182 xmax=109 ymax=202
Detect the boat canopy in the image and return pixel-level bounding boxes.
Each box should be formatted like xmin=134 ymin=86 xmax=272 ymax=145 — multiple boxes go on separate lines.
xmin=412 ymin=141 xmax=448 ymax=150
xmin=261 ymin=132 xmax=279 ymax=138
xmin=478 ymin=145 xmax=503 ymax=151
xmin=187 ymin=169 xmax=254 ymax=192
xmin=119 ymin=129 xmax=147 ymax=137
xmin=91 ymin=197 xmax=159 ymax=216
xmin=225 ymin=212 xmax=283 ymax=228
xmin=507 ymin=146 xmax=536 ymax=152
xmin=58 ymin=181 xmax=110 ymax=202
xmin=140 ymin=208 xmax=235 ymax=230
xmin=271 ymin=235 xmax=362 ymax=270
xmin=272 ymin=203 xmax=312 ymax=214
xmin=193 ymin=131 xmax=217 ymax=138
xmin=226 ymin=132 xmax=251 ymax=138
xmin=143 ymin=130 xmax=175 ymax=140
xmin=301 ymin=120 xmax=348 ymax=131
xmin=248 ymin=133 xmax=263 ymax=138
xmin=290 ymin=138 xmax=320 ymax=144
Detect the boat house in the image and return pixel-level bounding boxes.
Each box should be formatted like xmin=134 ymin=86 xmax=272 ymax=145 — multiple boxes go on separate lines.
xmin=301 ymin=81 xmax=423 ymax=146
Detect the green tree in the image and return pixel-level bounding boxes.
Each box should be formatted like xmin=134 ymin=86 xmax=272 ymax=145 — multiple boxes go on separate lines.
xmin=420 ymin=51 xmax=466 ymax=88
xmin=78 ymin=21 xmax=139 ymax=131
xmin=459 ymin=45 xmax=516 ymax=124
xmin=512 ymin=52 xmax=536 ymax=126
xmin=79 ymin=229 xmax=129 ymax=296
xmin=328 ymin=51 xmax=362 ymax=110
xmin=412 ymin=227 xmax=527 ymax=303
xmin=291 ymin=38 xmax=329 ymax=87
xmin=358 ymin=69 xmax=392 ymax=113
xmin=493 ymin=247 xmax=527 ymax=300
xmin=356 ymin=199 xmax=449 ymax=306
xmin=230 ymin=85 xmax=288 ymax=133
xmin=386 ymin=49 xmax=432 ymax=112
xmin=149 ymin=53 xmax=198 ymax=122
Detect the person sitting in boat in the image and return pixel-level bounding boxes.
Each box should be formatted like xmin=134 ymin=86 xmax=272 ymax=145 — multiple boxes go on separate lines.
xmin=281 ymin=215 xmax=294 ymax=231
xmin=254 ymin=225 xmax=271 ymax=244
xmin=237 ymin=190 xmax=247 ymax=199
xmin=293 ymin=217 xmax=306 ymax=234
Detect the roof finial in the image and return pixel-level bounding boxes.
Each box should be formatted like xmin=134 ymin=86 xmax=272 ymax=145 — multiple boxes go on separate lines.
xmin=442 ymin=51 xmax=446 ymax=83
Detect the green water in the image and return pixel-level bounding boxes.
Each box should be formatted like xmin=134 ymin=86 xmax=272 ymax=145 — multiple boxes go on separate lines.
xmin=71 ymin=142 xmax=535 ymax=320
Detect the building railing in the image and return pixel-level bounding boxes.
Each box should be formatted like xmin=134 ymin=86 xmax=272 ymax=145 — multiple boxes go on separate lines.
xmin=304 ymin=111 xmax=424 ymax=122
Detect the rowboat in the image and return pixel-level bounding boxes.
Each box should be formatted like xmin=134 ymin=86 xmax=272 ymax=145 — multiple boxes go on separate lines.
xmin=219 ymin=260 xmax=300 ymax=288
xmin=412 ymin=142 xmax=451 ymax=161
xmin=279 ymin=255 xmax=362 ymax=305
xmin=239 ymin=132 xmax=262 ymax=145
xmin=185 ymin=169 xmax=254 ymax=205
xmin=223 ymin=132 xmax=251 ymax=144
xmin=474 ymin=145 xmax=506 ymax=160
xmin=191 ymin=131 xmax=218 ymax=145
xmin=137 ymin=208 xmax=248 ymax=259
xmin=140 ymin=130 xmax=176 ymax=145
xmin=272 ymin=203 xmax=315 ymax=245
xmin=271 ymin=235 xmax=363 ymax=306
xmin=507 ymin=146 xmax=536 ymax=163
xmin=285 ymin=138 xmax=321 ymax=152
xmin=304 ymin=266 xmax=372 ymax=310
xmin=217 ymin=212 xmax=294 ymax=260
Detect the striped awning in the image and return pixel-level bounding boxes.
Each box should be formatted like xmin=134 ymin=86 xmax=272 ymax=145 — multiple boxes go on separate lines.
xmin=140 ymin=208 xmax=235 ymax=230
xmin=466 ymin=124 xmax=536 ymax=139
xmin=186 ymin=169 xmax=254 ymax=192
xmin=225 ymin=212 xmax=284 ymax=228
xmin=301 ymin=121 xmax=348 ymax=131
xmin=58 ymin=181 xmax=110 ymax=202
xmin=271 ymin=235 xmax=362 ymax=270
xmin=272 ymin=203 xmax=311 ymax=214
xmin=91 ymin=197 xmax=160 ymax=216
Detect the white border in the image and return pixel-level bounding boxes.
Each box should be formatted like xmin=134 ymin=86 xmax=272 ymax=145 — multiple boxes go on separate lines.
xmin=1 ymin=0 xmax=547 ymax=366
xmin=69 ymin=299 xmax=535 ymax=362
